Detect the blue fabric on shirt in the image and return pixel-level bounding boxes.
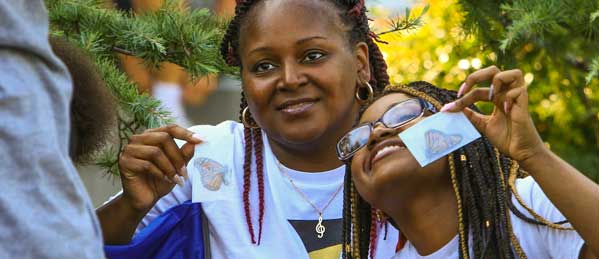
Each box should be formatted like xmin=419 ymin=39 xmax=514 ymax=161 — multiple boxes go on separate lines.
xmin=105 ymin=201 xmax=205 ymax=259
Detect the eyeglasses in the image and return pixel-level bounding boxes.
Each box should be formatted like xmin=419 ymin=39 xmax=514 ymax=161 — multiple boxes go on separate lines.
xmin=336 ymin=98 xmax=437 ymax=161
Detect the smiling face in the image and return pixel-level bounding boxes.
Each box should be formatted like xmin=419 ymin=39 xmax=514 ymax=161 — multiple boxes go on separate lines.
xmin=350 ymin=93 xmax=449 ymax=210
xmin=238 ymin=0 xmax=370 ymax=149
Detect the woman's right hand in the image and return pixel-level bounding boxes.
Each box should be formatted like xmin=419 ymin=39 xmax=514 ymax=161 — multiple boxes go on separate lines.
xmin=118 ymin=124 xmax=202 ymax=212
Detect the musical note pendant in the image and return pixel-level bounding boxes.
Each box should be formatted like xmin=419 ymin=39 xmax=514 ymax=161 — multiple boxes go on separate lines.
xmin=316 ymin=214 xmax=326 ymax=238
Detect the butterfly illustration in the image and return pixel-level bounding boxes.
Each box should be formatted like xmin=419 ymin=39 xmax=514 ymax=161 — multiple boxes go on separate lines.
xmin=194 ymin=157 xmax=230 ymax=191
xmin=425 ymin=129 xmax=462 ymax=158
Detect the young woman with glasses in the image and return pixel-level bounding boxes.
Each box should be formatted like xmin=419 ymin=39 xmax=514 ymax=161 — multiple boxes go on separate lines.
xmin=339 ymin=70 xmax=599 ymax=259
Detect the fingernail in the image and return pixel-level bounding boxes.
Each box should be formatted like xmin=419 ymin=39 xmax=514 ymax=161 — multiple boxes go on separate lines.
xmin=191 ymin=133 xmax=202 ymax=143
xmin=440 ymin=102 xmax=456 ymax=112
xmin=488 ymin=84 xmax=494 ymax=101
xmin=163 ymin=175 xmax=174 ymax=184
xmin=504 ymin=101 xmax=509 ymax=114
xmin=180 ymin=166 xmax=189 ymax=181
xmin=173 ymin=175 xmax=185 ymax=187
xmin=457 ymin=83 xmax=466 ymax=98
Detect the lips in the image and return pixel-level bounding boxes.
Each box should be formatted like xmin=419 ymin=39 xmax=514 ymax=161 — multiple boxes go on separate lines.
xmin=276 ymin=98 xmax=319 ymax=115
xmin=366 ymin=138 xmax=407 ymax=172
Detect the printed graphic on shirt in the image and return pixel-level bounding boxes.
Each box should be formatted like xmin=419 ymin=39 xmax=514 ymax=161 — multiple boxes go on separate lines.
xmin=190 ymin=156 xmax=236 ymax=203
xmin=289 ymin=218 xmax=343 ymax=259
xmin=194 ymin=157 xmax=230 ymax=191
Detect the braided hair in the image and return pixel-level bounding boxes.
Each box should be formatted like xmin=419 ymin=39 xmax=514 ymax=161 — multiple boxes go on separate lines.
xmin=343 ymin=81 xmax=572 ymax=259
xmin=219 ymin=0 xmax=390 ymax=245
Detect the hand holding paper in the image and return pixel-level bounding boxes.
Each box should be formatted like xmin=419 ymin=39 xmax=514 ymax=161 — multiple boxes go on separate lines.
xmin=440 ymin=66 xmax=546 ymax=164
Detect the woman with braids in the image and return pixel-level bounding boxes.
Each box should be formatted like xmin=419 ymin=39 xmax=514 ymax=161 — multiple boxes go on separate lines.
xmin=339 ymin=69 xmax=599 ymax=258
xmin=97 ymin=0 xmax=401 ymax=258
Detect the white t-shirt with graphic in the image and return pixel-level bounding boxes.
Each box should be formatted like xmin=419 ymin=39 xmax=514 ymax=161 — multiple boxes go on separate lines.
xmin=136 ymin=121 xmax=399 ymax=259
xmin=392 ymin=177 xmax=585 ymax=259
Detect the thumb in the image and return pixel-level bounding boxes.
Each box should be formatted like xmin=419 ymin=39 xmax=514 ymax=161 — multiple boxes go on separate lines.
xmin=462 ymin=108 xmax=488 ymax=134
xmin=181 ymin=142 xmax=196 ymax=164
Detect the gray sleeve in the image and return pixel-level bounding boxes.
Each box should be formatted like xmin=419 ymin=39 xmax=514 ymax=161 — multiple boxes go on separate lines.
xmin=0 ymin=1 xmax=104 ymax=258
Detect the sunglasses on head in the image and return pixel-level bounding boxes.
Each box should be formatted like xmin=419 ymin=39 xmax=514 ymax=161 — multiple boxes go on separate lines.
xmin=336 ymin=98 xmax=437 ymax=161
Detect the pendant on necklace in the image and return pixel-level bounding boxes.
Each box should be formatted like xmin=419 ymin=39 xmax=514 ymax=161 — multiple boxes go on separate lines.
xmin=315 ymin=214 xmax=326 ymax=238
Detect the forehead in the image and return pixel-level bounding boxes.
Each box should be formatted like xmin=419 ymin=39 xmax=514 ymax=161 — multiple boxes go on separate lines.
xmin=239 ymin=0 xmax=346 ymax=52
xmin=360 ymin=93 xmax=413 ymax=123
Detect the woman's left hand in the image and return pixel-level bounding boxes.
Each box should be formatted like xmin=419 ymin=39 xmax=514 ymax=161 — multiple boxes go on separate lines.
xmin=440 ymin=65 xmax=547 ymax=163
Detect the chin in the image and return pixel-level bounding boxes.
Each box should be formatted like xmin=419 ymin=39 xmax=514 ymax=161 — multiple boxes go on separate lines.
xmin=367 ymin=156 xmax=420 ymax=194
xmin=276 ymin=124 xmax=326 ymax=145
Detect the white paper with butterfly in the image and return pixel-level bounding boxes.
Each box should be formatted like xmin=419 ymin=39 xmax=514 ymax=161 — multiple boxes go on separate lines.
xmin=187 ymin=126 xmax=237 ymax=203
xmin=399 ymin=111 xmax=481 ymax=167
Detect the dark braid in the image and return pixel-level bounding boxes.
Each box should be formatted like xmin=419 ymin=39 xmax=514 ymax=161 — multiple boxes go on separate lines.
xmin=358 ymin=197 xmax=372 ymax=259
xmin=221 ymin=0 xmax=391 ymax=246
xmin=342 ymin=166 xmax=352 ymax=259
xmin=368 ymin=209 xmax=378 ymax=259
xmin=253 ymin=129 xmax=265 ymax=244
xmin=242 ymin=126 xmax=256 ymax=244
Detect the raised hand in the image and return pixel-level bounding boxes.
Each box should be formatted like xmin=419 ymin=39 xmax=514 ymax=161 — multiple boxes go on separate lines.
xmin=118 ymin=124 xmax=202 ymax=212
xmin=440 ymin=66 xmax=546 ymax=163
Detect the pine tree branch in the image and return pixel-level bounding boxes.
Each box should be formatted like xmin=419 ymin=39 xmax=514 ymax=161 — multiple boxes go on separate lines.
xmin=47 ymin=0 xmax=236 ymax=176
xmin=377 ymin=5 xmax=429 ymax=36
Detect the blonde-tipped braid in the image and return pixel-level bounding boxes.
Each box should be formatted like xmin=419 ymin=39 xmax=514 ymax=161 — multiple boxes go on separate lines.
xmin=507 ymin=162 xmax=574 ymax=231
xmin=350 ymin=181 xmax=361 ymax=258
xmin=449 ymin=154 xmax=470 ymax=259
xmin=495 ymin=150 xmax=528 ymax=259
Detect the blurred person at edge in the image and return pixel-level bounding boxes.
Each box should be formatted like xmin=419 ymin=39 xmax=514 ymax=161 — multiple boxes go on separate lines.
xmin=0 ymin=1 xmax=104 ymax=258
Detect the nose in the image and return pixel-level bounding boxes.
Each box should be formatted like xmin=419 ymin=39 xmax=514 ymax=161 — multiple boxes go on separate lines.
xmin=366 ymin=123 xmax=398 ymax=149
xmin=278 ymin=60 xmax=307 ymax=90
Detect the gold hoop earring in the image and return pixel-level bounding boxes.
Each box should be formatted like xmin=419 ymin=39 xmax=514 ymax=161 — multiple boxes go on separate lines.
xmin=242 ymin=107 xmax=259 ymax=129
xmin=355 ymin=81 xmax=374 ymax=104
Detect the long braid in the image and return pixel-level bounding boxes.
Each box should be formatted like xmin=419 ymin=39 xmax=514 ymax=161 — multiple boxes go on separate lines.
xmin=368 ymin=209 xmax=378 ymax=259
xmin=449 ymin=155 xmax=469 ymax=258
xmin=253 ymin=129 xmax=265 ymax=244
xmin=342 ymin=166 xmax=352 ymax=259
xmin=350 ymin=181 xmax=360 ymax=258
xmin=242 ymin=126 xmax=255 ymax=244
xmin=358 ymin=197 xmax=372 ymax=259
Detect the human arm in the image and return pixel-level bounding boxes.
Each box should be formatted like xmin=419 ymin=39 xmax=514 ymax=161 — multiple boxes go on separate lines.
xmin=443 ymin=66 xmax=599 ymax=257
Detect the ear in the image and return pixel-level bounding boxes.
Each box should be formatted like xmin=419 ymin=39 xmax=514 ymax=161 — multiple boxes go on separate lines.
xmin=354 ymin=42 xmax=371 ymax=82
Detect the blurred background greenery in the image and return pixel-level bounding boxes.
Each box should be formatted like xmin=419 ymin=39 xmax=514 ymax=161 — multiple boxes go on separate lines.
xmin=368 ymin=0 xmax=599 ymax=181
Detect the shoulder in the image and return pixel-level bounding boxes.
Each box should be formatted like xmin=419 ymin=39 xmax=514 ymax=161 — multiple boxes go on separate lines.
xmin=509 ymin=177 xmax=585 ymax=258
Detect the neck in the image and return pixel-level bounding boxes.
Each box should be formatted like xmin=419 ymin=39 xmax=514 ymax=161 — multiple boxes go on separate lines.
xmin=267 ymin=135 xmax=343 ymax=172
xmin=388 ymin=176 xmax=458 ymax=255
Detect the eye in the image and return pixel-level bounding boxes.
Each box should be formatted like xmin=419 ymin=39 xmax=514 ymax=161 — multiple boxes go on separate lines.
xmin=302 ymin=51 xmax=326 ymax=63
xmin=253 ymin=62 xmax=276 ymax=73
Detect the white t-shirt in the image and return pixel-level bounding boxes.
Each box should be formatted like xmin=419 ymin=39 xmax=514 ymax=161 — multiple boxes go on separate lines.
xmin=137 ymin=121 xmax=399 ymax=259
xmin=392 ymin=177 xmax=585 ymax=259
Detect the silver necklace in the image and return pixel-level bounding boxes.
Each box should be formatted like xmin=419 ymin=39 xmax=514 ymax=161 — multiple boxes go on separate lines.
xmin=276 ymin=160 xmax=344 ymax=239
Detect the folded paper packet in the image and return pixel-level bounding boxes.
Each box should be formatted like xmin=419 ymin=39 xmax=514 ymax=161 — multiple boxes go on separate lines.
xmin=399 ymin=112 xmax=481 ymax=167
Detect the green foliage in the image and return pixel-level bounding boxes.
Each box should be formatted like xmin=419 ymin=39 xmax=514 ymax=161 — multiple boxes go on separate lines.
xmin=375 ymin=0 xmax=598 ymax=177
xmin=47 ymin=0 xmax=235 ymax=175
xmin=458 ymin=0 xmax=599 ymax=176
